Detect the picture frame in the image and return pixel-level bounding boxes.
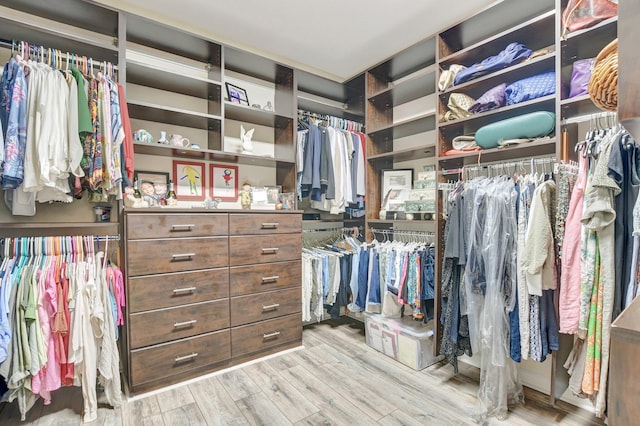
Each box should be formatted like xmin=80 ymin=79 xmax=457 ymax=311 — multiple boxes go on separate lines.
xmin=209 ymin=164 xmax=238 ymax=201
xmin=266 ymin=185 xmax=282 ymax=204
xmin=133 ymin=170 xmax=169 ymax=206
xmin=225 ymin=82 xmax=249 ymax=106
xmin=251 ymin=187 xmax=269 ymax=205
xmin=173 ymin=160 xmax=205 ymax=201
xmin=280 ymin=192 xmax=295 ymax=210
xmin=381 ymin=169 xmax=413 ymax=202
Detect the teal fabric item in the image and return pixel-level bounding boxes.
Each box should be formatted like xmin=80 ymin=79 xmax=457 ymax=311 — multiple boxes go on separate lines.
xmin=475 ymin=111 xmax=555 ymax=149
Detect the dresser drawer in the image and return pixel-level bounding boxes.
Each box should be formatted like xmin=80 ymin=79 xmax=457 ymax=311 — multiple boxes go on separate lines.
xmin=130 ymin=299 xmax=230 ymax=348
xmin=229 ymin=213 xmax=301 ymax=235
xmin=130 ymin=330 xmax=230 ymax=386
xmin=127 ymin=237 xmax=228 ymax=276
xmin=129 ymin=268 xmax=229 ymax=313
xmin=230 ymin=261 xmax=301 ymax=296
xmin=230 ymin=287 xmax=301 ymax=327
xmin=229 ymin=235 xmax=301 ymax=266
xmin=231 ymin=314 xmax=301 ymax=357
xmin=127 ymin=213 xmax=228 ymax=239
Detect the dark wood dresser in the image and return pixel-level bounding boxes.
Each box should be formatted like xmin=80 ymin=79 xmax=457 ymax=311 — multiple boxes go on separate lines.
xmin=122 ymin=209 xmax=302 ymax=394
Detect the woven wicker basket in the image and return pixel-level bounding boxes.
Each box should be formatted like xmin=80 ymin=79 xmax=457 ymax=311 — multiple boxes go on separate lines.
xmin=588 ymin=38 xmax=618 ymax=111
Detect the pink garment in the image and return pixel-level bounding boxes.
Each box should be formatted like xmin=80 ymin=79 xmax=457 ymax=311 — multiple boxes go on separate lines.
xmin=559 ymin=154 xmax=588 ymax=334
xmin=107 ymin=266 xmax=126 ymax=326
xmin=33 ymin=265 xmax=62 ymax=404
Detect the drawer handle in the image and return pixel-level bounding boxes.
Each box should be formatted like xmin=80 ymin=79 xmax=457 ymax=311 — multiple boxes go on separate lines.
xmin=171 ymin=253 xmax=196 ymax=260
xmin=174 ymin=319 xmax=197 ymax=328
xmin=262 ymin=275 xmax=280 ymax=283
xmin=173 ymin=286 xmax=197 ymax=295
xmin=170 ymin=224 xmax=195 ymax=231
xmin=175 ymin=352 xmax=198 ymax=363
xmin=262 ymin=303 xmax=280 ymax=312
xmin=263 ymin=331 xmax=281 ymax=339
xmin=261 ymin=222 xmax=279 ymax=229
xmin=261 ymin=248 xmax=279 ymax=254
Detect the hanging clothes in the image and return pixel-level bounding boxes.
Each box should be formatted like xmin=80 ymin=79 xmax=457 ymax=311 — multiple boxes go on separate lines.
xmin=298 ymin=116 xmax=365 ymax=215
xmin=0 ymin=51 xmax=132 ymax=215
xmin=0 ymin=235 xmax=125 ymax=421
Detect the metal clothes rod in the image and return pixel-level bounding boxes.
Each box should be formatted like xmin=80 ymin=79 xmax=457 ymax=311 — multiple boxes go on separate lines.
xmin=298 ymin=109 xmax=364 ymax=132
xmin=0 ymin=38 xmax=119 ymax=73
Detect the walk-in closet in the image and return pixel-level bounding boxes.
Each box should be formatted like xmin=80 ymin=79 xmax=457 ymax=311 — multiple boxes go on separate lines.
xmin=0 ymin=0 xmax=637 ymax=424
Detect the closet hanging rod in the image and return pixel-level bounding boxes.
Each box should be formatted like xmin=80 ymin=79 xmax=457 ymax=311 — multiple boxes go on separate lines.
xmin=0 ymin=38 xmax=119 ymax=71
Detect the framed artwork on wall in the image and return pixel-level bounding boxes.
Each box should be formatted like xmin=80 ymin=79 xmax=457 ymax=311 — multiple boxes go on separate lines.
xmin=173 ymin=160 xmax=205 ymax=201
xmin=210 ymin=164 xmax=239 ymax=201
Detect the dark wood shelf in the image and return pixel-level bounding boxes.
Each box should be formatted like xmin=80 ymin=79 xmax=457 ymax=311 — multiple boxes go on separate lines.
xmin=560 ymin=94 xmax=601 ymax=120
xmin=128 ymin=101 xmax=221 ymax=129
xmin=368 ymin=37 xmax=436 ymax=82
xmin=368 ymin=111 xmax=436 ymax=140
xmin=565 ymin=16 xmax=618 ymax=41
xmin=368 ymin=144 xmax=436 ymax=164
xmin=133 ymin=142 xmax=295 ymax=166
xmin=368 ymin=219 xmax=435 ymax=224
xmin=0 ymin=222 xmax=119 ymax=237
xmin=561 ymin=18 xmax=618 ymax=66
xmin=438 ymin=94 xmax=556 ymax=131
xmin=439 ymin=10 xmax=555 ymax=67
xmin=0 ymin=9 xmax=118 ymax=63
xmin=224 ymin=102 xmax=293 ymax=128
xmin=368 ymin=66 xmax=436 ymax=107
xmin=438 ymin=137 xmax=556 ymax=166
xmin=440 ymin=52 xmax=556 ymax=96
xmin=126 ymin=58 xmax=221 ymax=99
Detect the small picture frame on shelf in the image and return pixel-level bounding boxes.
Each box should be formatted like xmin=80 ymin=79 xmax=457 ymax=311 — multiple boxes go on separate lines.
xmin=251 ymin=187 xmax=269 ymax=205
xmin=210 ymin=164 xmax=238 ymax=201
xmin=381 ymin=169 xmax=413 ymax=202
xmin=266 ymin=185 xmax=282 ymax=204
xmin=280 ymin=192 xmax=295 ymax=210
xmin=225 ymin=82 xmax=249 ymax=106
xmin=133 ymin=170 xmax=169 ymax=206
xmin=173 ymin=160 xmax=205 ymax=201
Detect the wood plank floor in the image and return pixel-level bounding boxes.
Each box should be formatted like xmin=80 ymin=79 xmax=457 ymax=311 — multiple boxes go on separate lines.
xmin=0 ymin=317 xmax=606 ymax=426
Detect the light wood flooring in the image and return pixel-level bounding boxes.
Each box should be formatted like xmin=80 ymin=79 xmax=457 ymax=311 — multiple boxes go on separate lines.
xmin=0 ymin=317 xmax=605 ymax=426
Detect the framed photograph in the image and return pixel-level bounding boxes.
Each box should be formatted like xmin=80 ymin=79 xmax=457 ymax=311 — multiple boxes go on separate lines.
xmin=225 ymin=82 xmax=249 ymax=106
xmin=417 ymin=171 xmax=436 ymax=181
xmin=251 ymin=187 xmax=269 ymax=205
xmin=173 ymin=160 xmax=205 ymax=201
xmin=280 ymin=192 xmax=295 ymax=210
xmin=409 ymin=189 xmax=436 ymax=201
xmin=134 ymin=170 xmax=169 ymax=206
xmin=381 ymin=169 xmax=413 ymax=202
xmin=209 ymin=164 xmax=238 ymax=201
xmin=266 ymin=185 xmax=282 ymax=204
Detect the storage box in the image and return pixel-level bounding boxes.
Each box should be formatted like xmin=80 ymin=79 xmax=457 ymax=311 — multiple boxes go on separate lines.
xmin=364 ymin=313 xmax=439 ymax=370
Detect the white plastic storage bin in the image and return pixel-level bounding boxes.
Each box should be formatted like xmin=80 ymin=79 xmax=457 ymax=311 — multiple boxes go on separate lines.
xmin=364 ymin=313 xmax=439 ymax=370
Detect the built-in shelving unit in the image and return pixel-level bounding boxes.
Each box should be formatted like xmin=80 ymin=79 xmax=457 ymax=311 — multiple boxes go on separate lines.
xmin=364 ymin=36 xmax=437 ymax=234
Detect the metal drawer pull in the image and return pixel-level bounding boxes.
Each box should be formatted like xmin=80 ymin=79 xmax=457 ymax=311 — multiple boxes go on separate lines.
xmin=261 ymin=247 xmax=279 ymax=254
xmin=261 ymin=222 xmax=279 ymax=229
xmin=263 ymin=331 xmax=281 ymax=339
xmin=262 ymin=275 xmax=280 ymax=283
xmin=170 ymin=224 xmax=195 ymax=231
xmin=262 ymin=303 xmax=280 ymax=311
xmin=171 ymin=253 xmax=196 ymax=260
xmin=173 ymin=319 xmax=197 ymax=328
xmin=172 ymin=287 xmax=197 ymax=294
xmin=175 ymin=352 xmax=198 ymax=363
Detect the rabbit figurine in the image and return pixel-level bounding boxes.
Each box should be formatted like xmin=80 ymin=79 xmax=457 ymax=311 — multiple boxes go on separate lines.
xmin=240 ymin=125 xmax=255 ymax=154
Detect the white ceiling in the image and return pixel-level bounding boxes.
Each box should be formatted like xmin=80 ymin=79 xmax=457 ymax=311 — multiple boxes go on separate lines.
xmin=99 ymin=0 xmax=498 ymax=82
